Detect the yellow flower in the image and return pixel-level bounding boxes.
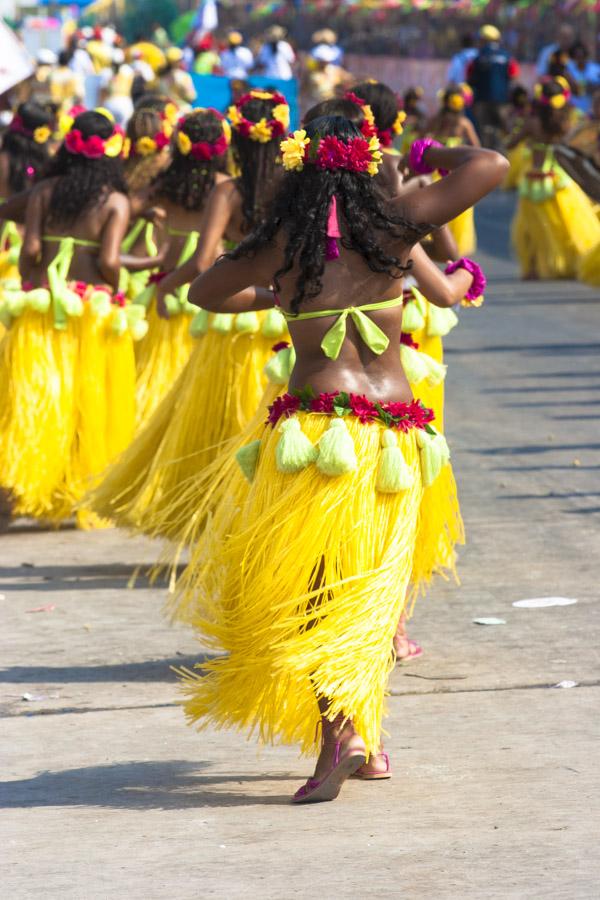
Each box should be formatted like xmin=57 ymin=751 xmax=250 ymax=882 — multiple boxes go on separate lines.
xmin=33 ymin=125 xmax=51 ymax=144
xmin=249 ymin=118 xmax=273 ymax=143
xmin=135 ymin=136 xmax=157 ymax=157
xmin=122 ymin=137 xmax=132 ymax=159
xmin=363 ymin=103 xmax=376 ymax=128
xmin=162 ymin=120 xmax=174 ymax=138
xmin=272 ymin=103 xmax=290 ymax=129
xmin=550 ymin=94 xmax=567 ymax=109
xmin=228 ymin=105 xmax=243 ymax=127
xmin=555 ymin=75 xmax=570 ymax=92
xmin=534 ymin=84 xmax=543 ymax=99
xmin=104 ymin=132 xmax=124 ymax=158
xmin=448 ymin=94 xmax=465 ymax=111
xmin=164 ymin=102 xmax=178 ymax=126
xmin=95 ymin=106 xmax=115 ymax=122
xmin=367 ymin=135 xmax=383 ymax=176
xmin=250 ymin=90 xmax=274 ymax=100
xmin=280 ymin=129 xmax=310 ymax=171
xmin=392 ymin=110 xmax=407 ymax=135
xmin=222 ymin=118 xmax=232 ymax=144
xmin=177 ymin=131 xmax=192 ymax=155
xmin=57 ymin=114 xmax=74 ymax=139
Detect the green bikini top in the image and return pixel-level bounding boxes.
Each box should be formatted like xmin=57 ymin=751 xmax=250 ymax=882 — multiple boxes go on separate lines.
xmin=43 ymin=235 xmax=100 ymax=249
xmin=282 ymin=297 xmax=403 ymax=361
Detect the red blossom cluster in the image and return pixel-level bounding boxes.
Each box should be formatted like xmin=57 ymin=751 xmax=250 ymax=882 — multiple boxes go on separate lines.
xmin=189 ymin=133 xmax=229 ymax=160
xmin=316 ymin=135 xmax=373 ymax=173
xmin=268 ymin=391 xmax=434 ymax=432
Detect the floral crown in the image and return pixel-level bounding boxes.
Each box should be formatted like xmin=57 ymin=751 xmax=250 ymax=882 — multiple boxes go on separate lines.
xmin=440 ymin=83 xmax=474 ymax=112
xmin=534 ymin=77 xmax=571 ymax=109
xmin=64 ymin=120 xmax=126 ymax=159
xmin=281 ymin=129 xmax=382 ymax=177
xmin=160 ymin=102 xmax=179 ymax=134
xmin=227 ymin=89 xmax=290 ymax=143
xmin=175 ymin=109 xmax=231 ymax=161
xmin=9 ymin=114 xmax=52 ymax=145
xmin=344 ymin=90 xmax=406 ymax=147
xmin=124 ymin=128 xmax=171 ymax=159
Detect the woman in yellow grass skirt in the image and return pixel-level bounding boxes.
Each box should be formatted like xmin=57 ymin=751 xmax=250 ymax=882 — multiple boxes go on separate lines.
xmin=171 ymin=118 xmax=507 ymax=802
xmin=0 ymin=110 xmax=148 ymax=528
xmin=502 ymin=85 xmax=531 ymax=191
xmin=423 ymin=84 xmax=480 ymax=255
xmin=510 ymin=77 xmax=600 ymax=279
xmin=88 ymin=90 xmax=290 ymax=532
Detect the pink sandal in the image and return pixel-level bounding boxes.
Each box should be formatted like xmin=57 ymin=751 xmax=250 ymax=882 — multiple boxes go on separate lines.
xmin=293 ymin=740 xmax=366 ymax=804
xmin=396 ymin=639 xmax=423 ymax=663
xmin=352 ymin=751 xmax=392 ymax=780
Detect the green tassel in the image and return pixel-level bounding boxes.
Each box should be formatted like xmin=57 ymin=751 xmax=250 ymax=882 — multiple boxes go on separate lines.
xmin=210 ymin=313 xmax=234 ymax=333
xmin=235 ymin=311 xmax=260 ymax=333
xmin=376 ymin=429 xmax=413 ymax=493
xmin=88 ymin=289 xmax=112 ymax=318
xmin=316 ymin=418 xmax=357 ymax=476
xmin=60 ymin=288 xmax=84 ymax=318
xmin=111 ymin=307 xmax=128 ymax=336
xmin=261 ymin=307 xmax=287 ymax=338
xmin=190 ymin=308 xmax=209 ymax=337
xmin=6 ymin=291 xmax=26 ymax=317
xmin=275 ymin=417 xmax=318 ymax=473
xmin=427 ymin=304 xmax=459 ymax=337
xmin=400 ymin=344 xmax=446 ymax=387
xmin=132 ymin=284 xmax=154 ymax=310
xmin=236 ymin=439 xmax=261 ymax=483
xmin=402 ymin=289 xmax=427 ymax=333
xmin=7 ymin=245 xmax=20 ymax=266
xmin=118 ymin=268 xmax=130 ymax=295
xmin=164 ymin=292 xmax=181 ymax=316
xmin=264 ymin=346 xmax=296 ymax=385
xmin=416 ymin=427 xmax=451 ymax=487
xmin=422 ymin=353 xmax=447 ymax=387
xmin=0 ymin=306 xmax=12 ymax=328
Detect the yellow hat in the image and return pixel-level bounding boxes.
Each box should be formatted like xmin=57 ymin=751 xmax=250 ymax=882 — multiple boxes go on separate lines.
xmin=166 ymin=47 xmax=183 ymax=64
xmin=479 ymin=24 xmax=501 ymax=42
xmin=229 ymin=31 xmax=243 ymax=46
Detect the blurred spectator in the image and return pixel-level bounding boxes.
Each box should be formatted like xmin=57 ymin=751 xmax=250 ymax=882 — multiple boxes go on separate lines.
xmin=255 ymin=26 xmax=295 ymax=81
xmin=48 ymin=50 xmax=84 ymax=111
xmin=160 ymin=47 xmax=197 ymax=107
xmin=302 ymin=44 xmax=352 ymax=106
xmin=67 ymin=36 xmax=95 ymax=79
xmin=193 ymin=35 xmax=221 ymax=75
xmin=566 ymin=42 xmax=600 ymax=115
xmin=311 ymin=29 xmax=343 ymax=67
xmin=447 ymin=34 xmax=477 ymax=84
xmin=221 ymin=32 xmax=254 ymax=80
xmin=536 ymin=24 xmax=575 ymax=77
xmin=468 ymin=25 xmax=519 ymax=148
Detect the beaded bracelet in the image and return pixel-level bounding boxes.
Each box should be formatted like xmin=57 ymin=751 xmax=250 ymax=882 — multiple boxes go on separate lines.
xmin=409 ymin=138 xmax=447 ymax=176
xmin=444 ymin=257 xmax=486 ymax=306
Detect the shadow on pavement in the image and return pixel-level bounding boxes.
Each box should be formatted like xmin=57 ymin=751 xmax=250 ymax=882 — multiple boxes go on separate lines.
xmin=0 ymin=760 xmax=295 ymax=809
xmin=0 ymin=563 xmax=178 ymax=592
xmin=0 ymin=655 xmax=216 ymax=684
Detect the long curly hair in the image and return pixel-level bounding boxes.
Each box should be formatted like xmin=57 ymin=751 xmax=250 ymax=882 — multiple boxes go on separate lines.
xmin=124 ymin=107 xmax=170 ymax=192
xmin=1 ymin=102 xmax=55 ymax=194
xmin=43 ymin=111 xmax=128 ymax=227
xmin=304 ymin=98 xmax=365 ymax=128
xmin=231 ymin=96 xmax=284 ymax=231
xmin=152 ymin=109 xmax=227 ymax=211
xmin=228 ymin=116 xmax=428 ymax=314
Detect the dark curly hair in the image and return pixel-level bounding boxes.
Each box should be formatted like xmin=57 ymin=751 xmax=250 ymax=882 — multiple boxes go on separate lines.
xmin=228 ymin=116 xmax=428 ymax=314
xmin=43 ymin=111 xmax=128 ymax=227
xmin=125 ymin=107 xmax=170 ymax=192
xmin=231 ymin=96 xmax=284 ymax=231
xmin=152 ymin=109 xmax=226 ymax=211
xmin=133 ymin=92 xmax=172 ymax=113
xmin=534 ymin=79 xmax=571 ymax=139
xmin=1 ymin=102 xmax=55 ymax=195
xmin=304 ymin=98 xmax=365 ymax=128
xmin=352 ymin=81 xmax=399 ymax=132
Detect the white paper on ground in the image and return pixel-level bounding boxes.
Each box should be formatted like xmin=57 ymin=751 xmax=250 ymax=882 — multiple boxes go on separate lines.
xmin=472 ymin=617 xmax=507 ymax=625
xmin=553 ymin=681 xmax=578 ymax=689
xmin=512 ymin=597 xmax=578 ymax=609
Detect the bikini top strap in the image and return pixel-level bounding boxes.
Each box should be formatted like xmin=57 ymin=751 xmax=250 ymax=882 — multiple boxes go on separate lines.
xmin=43 ymin=235 xmax=101 ymax=249
xmin=165 ymin=225 xmax=191 ymax=237
xmin=283 ymin=297 xmax=403 ymax=361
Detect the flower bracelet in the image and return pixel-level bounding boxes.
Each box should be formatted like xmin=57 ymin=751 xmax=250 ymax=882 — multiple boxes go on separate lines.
xmin=444 ymin=257 xmax=486 ymax=307
xmin=408 ymin=138 xmax=448 ymax=176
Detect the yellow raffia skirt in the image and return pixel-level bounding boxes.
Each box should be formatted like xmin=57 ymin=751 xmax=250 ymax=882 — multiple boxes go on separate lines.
xmin=135 ymin=299 xmax=194 ymax=427
xmin=502 ymin=142 xmax=528 ymax=191
xmin=0 ymin=289 xmax=137 ymax=526
xmin=512 ymin=179 xmax=600 ymax=279
xmin=578 ymin=241 xmax=600 ymax=287
xmin=448 ymin=206 xmax=476 ymax=256
xmin=88 ymin=311 xmax=286 ymax=538
xmin=177 ymin=412 xmax=432 ymax=758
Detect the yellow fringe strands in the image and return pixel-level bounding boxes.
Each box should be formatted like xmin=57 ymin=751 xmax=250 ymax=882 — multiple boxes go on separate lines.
xmin=176 ymin=413 xmax=426 ymax=759
xmin=88 ymin=310 xmax=287 ymax=540
xmin=578 ymin=241 xmax=600 ymax=288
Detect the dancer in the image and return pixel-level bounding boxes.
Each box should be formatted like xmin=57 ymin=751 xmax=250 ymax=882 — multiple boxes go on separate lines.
xmin=0 ymin=110 xmax=143 ymax=527
xmin=510 ymin=77 xmax=600 ymax=279
xmin=175 ymin=117 xmax=507 ymax=802
xmin=132 ymin=107 xmax=231 ymax=425
xmin=88 ymin=90 xmax=289 ymax=536
xmin=502 ymin=85 xmax=530 ymax=190
xmin=424 ymin=84 xmax=480 ymax=254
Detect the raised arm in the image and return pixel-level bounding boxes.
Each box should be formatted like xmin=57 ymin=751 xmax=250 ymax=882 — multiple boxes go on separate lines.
xmin=188 ymin=247 xmax=276 ymax=313
xmin=410 ymin=242 xmax=472 ymax=308
xmin=395 ymin=144 xmax=508 ymax=236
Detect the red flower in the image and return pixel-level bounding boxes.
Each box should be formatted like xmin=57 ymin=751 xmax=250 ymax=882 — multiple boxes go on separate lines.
xmin=271 ymin=340 xmax=290 ymax=353
xmin=155 ymin=132 xmax=170 ymax=150
xmin=349 ymin=393 xmax=377 ymax=422
xmin=267 ymin=393 xmax=301 ymax=425
xmin=112 ymin=291 xmax=126 ymax=307
xmin=377 ymin=128 xmax=393 ymax=148
xmin=73 ymin=281 xmax=89 ymax=297
xmin=190 ymin=141 xmax=213 ymax=161
xmin=345 ymin=137 xmax=372 ymax=173
xmin=237 ymin=120 xmax=252 ymax=138
xmin=65 ymin=129 xmax=84 ymax=155
xmin=148 ymin=271 xmax=167 ymax=285
xmin=310 ymin=392 xmax=338 ymax=414
xmin=81 ymin=135 xmax=105 ymax=159
xmin=316 ymin=135 xmax=348 ymax=171
xmin=400 ymin=332 xmax=419 ymax=349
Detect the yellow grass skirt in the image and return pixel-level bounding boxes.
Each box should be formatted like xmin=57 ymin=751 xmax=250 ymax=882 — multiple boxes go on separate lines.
xmin=134 ymin=299 xmax=194 ymax=427
xmin=0 ymin=291 xmax=137 ymax=526
xmin=88 ymin=311 xmax=285 ymax=538
xmin=502 ymin=142 xmax=528 ymax=191
xmin=512 ymin=178 xmax=600 ymax=279
xmin=578 ymin=241 xmax=600 ymax=287
xmin=177 ymin=412 xmax=429 ymax=758
xmin=448 ymin=205 xmax=476 ymax=256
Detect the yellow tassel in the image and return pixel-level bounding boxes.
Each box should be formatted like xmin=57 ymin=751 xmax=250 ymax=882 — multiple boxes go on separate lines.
xmin=275 ymin=417 xmax=318 ymax=473
xmin=376 ymin=429 xmax=414 ymax=492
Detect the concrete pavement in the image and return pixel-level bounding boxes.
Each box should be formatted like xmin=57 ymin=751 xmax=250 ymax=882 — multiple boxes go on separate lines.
xmin=1 ymin=190 xmax=599 ymax=899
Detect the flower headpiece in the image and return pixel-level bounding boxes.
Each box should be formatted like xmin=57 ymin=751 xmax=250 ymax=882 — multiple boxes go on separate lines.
xmin=9 ymin=115 xmax=52 ymax=145
xmin=227 ymin=89 xmax=289 ymax=143
xmin=534 ymin=76 xmax=571 ymax=109
xmin=441 ymin=83 xmax=474 ymax=112
xmin=65 ymin=121 xmax=126 ymax=159
xmin=160 ymin=102 xmax=179 ymax=135
xmin=344 ymin=91 xmax=405 ymax=148
xmin=175 ymin=109 xmax=231 ymax=161
xmin=125 ymin=128 xmax=171 ymax=159
xmin=281 ymin=129 xmax=382 ymax=177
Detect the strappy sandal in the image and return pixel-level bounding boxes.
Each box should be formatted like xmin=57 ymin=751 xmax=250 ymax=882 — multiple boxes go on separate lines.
xmin=293 ymin=734 xmax=366 ymax=804
xmin=352 ymin=751 xmax=392 ymax=781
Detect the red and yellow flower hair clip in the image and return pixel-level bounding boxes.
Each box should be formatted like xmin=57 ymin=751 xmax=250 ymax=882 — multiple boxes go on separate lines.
xmin=64 ymin=121 xmax=126 ymax=159
xmin=175 ymin=109 xmax=231 ymax=161
xmin=227 ymin=90 xmax=290 ymax=143
xmin=534 ymin=76 xmax=571 ymax=109
xmin=281 ymin=129 xmax=382 ymax=177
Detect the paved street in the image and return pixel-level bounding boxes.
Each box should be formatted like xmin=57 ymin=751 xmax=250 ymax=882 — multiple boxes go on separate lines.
xmin=1 ymin=189 xmax=599 ymax=899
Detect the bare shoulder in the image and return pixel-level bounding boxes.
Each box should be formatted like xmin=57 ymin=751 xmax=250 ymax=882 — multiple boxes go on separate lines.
xmin=104 ymin=190 xmax=129 ymax=214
